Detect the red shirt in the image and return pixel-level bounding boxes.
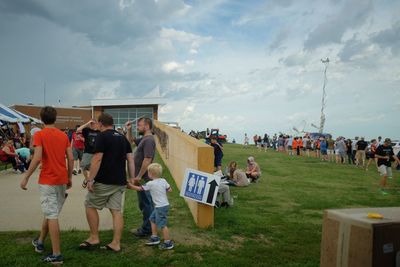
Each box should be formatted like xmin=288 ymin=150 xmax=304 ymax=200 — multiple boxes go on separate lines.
xmin=72 ymin=132 xmax=85 ymax=150
xmin=34 ymin=128 xmax=70 ymax=185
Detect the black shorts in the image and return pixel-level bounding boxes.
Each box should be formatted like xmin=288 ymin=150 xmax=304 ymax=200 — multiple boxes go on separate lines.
xmin=214 ymin=155 xmax=223 ymax=167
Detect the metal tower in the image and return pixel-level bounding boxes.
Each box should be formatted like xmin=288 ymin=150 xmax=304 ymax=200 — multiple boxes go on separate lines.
xmin=319 ymin=58 xmax=329 ymax=133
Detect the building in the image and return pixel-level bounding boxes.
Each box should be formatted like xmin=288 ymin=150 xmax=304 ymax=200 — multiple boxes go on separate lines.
xmin=11 ymin=104 xmax=92 ymax=130
xmin=91 ymin=97 xmax=165 ymax=136
xmin=11 ymin=97 xmax=166 ymax=136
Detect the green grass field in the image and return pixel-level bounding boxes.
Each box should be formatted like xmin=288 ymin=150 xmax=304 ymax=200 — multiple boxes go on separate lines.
xmin=0 ymin=144 xmax=399 ymax=266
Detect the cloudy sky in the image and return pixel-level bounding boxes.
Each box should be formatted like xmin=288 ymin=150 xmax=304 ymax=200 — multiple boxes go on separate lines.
xmin=1 ymin=0 xmax=399 ymax=141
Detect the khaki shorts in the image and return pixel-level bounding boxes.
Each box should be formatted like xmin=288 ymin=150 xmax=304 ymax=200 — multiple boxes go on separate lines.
xmin=85 ymin=182 xmax=125 ymax=211
xmin=80 ymin=153 xmax=93 ymax=170
xmin=378 ymin=165 xmax=393 ymax=177
xmin=356 ymin=150 xmax=366 ymax=163
xmin=39 ymin=184 xmax=67 ymax=220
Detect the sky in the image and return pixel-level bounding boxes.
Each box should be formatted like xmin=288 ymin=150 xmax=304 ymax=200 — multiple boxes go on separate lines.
xmin=0 ymin=0 xmax=399 ymax=142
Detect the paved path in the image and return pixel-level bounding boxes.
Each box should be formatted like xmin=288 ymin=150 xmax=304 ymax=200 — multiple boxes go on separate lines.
xmin=0 ymin=169 xmax=114 ymax=231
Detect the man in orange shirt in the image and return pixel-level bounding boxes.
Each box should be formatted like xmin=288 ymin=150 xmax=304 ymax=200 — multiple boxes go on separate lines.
xmin=20 ymin=106 xmax=73 ymax=265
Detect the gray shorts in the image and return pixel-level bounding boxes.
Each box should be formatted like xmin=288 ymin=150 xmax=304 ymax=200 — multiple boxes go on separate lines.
xmin=80 ymin=153 xmax=93 ymax=170
xmin=85 ymin=182 xmax=126 ymax=211
xmin=150 ymin=205 xmax=169 ymax=229
xmin=39 ymin=184 xmax=67 ymax=220
xmin=72 ymin=147 xmax=83 ymax=161
xmin=378 ymin=165 xmax=393 ymax=177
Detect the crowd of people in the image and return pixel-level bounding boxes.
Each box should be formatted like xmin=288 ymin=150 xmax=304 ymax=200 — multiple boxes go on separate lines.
xmin=10 ymin=106 xmax=173 ymax=264
xmin=244 ymin=133 xmax=400 ymax=195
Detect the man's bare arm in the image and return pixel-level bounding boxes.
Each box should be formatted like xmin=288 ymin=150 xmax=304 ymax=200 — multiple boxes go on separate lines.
xmin=88 ymin=153 xmax=103 ymax=180
xmin=126 ymin=152 xmax=135 ymax=183
xmin=66 ymin=147 xmax=74 ymax=182
xmin=136 ymin=157 xmax=152 ymax=179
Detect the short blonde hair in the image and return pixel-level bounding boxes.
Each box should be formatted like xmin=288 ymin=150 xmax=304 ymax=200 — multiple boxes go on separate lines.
xmin=147 ymin=163 xmax=163 ymax=178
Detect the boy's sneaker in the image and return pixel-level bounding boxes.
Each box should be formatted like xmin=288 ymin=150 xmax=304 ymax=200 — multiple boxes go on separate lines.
xmin=42 ymin=254 xmax=63 ymax=264
xmin=72 ymin=169 xmax=77 ymax=175
xmin=145 ymin=236 xmax=160 ymax=246
xmin=32 ymin=238 xmax=44 ymax=253
xmin=159 ymin=240 xmax=174 ymax=250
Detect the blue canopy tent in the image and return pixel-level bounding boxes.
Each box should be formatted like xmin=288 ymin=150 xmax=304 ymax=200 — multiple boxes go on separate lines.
xmin=0 ymin=103 xmax=30 ymax=123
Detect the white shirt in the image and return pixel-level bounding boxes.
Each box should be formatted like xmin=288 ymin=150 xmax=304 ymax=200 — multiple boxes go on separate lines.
xmin=142 ymin=178 xmax=171 ymax=208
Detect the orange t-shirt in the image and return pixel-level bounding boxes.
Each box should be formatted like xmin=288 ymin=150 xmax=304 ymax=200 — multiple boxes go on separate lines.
xmin=292 ymin=139 xmax=298 ymax=149
xmin=34 ymin=128 xmax=70 ymax=185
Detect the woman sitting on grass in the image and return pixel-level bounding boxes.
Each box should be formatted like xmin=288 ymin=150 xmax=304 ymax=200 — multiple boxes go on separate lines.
xmin=227 ymin=161 xmax=249 ymax=187
xmin=246 ymin=156 xmax=261 ymax=183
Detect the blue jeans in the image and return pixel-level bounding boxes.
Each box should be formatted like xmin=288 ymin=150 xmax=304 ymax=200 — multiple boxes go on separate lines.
xmin=137 ymin=190 xmax=154 ymax=234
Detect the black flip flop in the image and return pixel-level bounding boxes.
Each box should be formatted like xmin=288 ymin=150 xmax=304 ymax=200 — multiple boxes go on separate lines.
xmin=100 ymin=245 xmax=121 ymax=253
xmin=82 ymin=180 xmax=88 ymax=188
xmin=78 ymin=241 xmax=99 ymax=250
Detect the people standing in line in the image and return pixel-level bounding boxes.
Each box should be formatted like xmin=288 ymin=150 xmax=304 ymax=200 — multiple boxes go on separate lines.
xmin=292 ymin=137 xmax=298 ymax=156
xmin=20 ymin=106 xmax=73 ymax=264
xmin=272 ymin=134 xmax=277 ymax=150
xmin=210 ymin=136 xmax=224 ymax=171
xmin=243 ymin=133 xmax=249 ymax=148
xmin=355 ymin=137 xmax=368 ymax=167
xmin=127 ymin=163 xmax=174 ymax=250
xmin=71 ymin=125 xmax=85 ymax=175
xmin=263 ymin=133 xmax=269 ymax=151
xmin=80 ymin=113 xmax=135 ymax=252
xmin=345 ymin=139 xmax=353 ymax=164
xmin=375 ymin=138 xmax=400 ymax=195
xmin=366 ymin=139 xmax=378 ymax=171
xmin=257 ymin=135 xmax=262 ymax=151
xmin=327 ymin=136 xmax=335 ymax=162
xmin=351 ymin=136 xmax=358 ymax=165
xmin=246 ymin=156 xmax=261 ymax=182
xmin=298 ymin=137 xmax=303 ymax=156
xmin=287 ymin=135 xmax=293 ymax=155
xmin=253 ymin=134 xmax=258 ymax=147
xmin=77 ymin=120 xmax=100 ymax=187
xmin=315 ymin=139 xmax=321 ymax=158
xmin=126 ymin=118 xmax=156 ymax=238
xmin=304 ymin=135 xmax=311 ymax=157
xmin=320 ymin=137 xmax=328 ymax=161
xmin=336 ymin=137 xmax=347 ymax=164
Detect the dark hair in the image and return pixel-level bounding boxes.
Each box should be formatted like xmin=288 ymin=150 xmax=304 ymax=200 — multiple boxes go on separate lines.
xmin=138 ymin=117 xmax=153 ymax=130
xmin=98 ymin=113 xmax=113 ymax=126
xmin=40 ymin=106 xmax=57 ymax=125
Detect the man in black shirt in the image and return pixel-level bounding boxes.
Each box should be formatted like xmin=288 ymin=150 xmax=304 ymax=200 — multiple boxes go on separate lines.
xmin=355 ymin=137 xmax=368 ymax=167
xmin=81 ymin=113 xmax=135 ymax=252
xmin=77 ymin=120 xmax=100 ymax=184
xmin=126 ymin=118 xmax=156 ymax=238
xmin=375 ymin=138 xmax=400 ymax=195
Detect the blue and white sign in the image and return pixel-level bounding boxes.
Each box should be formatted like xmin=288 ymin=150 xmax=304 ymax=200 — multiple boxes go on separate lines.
xmin=180 ymin=168 xmax=221 ymax=206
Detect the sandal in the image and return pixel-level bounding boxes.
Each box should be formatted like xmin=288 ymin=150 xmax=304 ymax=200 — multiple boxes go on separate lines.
xmin=100 ymin=245 xmax=121 ymax=253
xmin=78 ymin=241 xmax=99 ymax=250
xmin=82 ymin=179 xmax=88 ymax=188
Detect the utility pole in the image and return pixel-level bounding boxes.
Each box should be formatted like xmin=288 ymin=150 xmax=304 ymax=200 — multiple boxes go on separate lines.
xmin=43 ymin=82 xmax=46 ymax=106
xmin=319 ymin=58 xmax=329 ymax=133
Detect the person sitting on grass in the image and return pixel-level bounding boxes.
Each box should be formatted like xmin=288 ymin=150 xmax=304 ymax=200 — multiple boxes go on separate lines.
xmin=227 ymin=161 xmax=249 ymax=187
xmin=246 ymin=156 xmax=261 ymax=182
xmin=127 ymin=163 xmax=174 ymax=250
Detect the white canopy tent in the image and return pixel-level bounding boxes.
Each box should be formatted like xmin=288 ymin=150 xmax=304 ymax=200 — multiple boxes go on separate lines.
xmin=0 ymin=103 xmax=41 ymax=124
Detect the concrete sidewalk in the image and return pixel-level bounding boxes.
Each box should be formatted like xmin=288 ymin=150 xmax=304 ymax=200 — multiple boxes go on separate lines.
xmin=0 ymin=169 xmax=114 ymax=231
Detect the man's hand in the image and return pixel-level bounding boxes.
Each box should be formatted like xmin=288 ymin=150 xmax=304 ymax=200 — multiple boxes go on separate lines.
xmin=133 ymin=177 xmax=141 ymax=185
xmin=67 ymin=179 xmax=72 ymax=190
xmin=125 ymin=121 xmax=132 ymax=130
xmin=20 ymin=176 xmax=29 ymax=190
xmin=87 ymin=180 xmax=95 ymax=192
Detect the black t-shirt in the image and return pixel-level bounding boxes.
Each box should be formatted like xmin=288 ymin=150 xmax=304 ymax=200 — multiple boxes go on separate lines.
xmin=356 ymin=140 xmax=368 ymax=150
xmin=94 ymin=129 xmax=132 ymax=185
xmin=375 ymin=145 xmax=394 ymax=167
xmin=82 ymin=128 xmax=100 ymax=154
xmin=134 ymin=135 xmax=156 ymax=181
xmin=211 ymin=142 xmax=223 ymax=157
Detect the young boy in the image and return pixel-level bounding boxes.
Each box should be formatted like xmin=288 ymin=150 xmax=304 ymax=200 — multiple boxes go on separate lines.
xmin=210 ymin=137 xmax=223 ymax=171
xmin=127 ymin=163 xmax=174 ymax=250
xmin=20 ymin=106 xmax=73 ymax=264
